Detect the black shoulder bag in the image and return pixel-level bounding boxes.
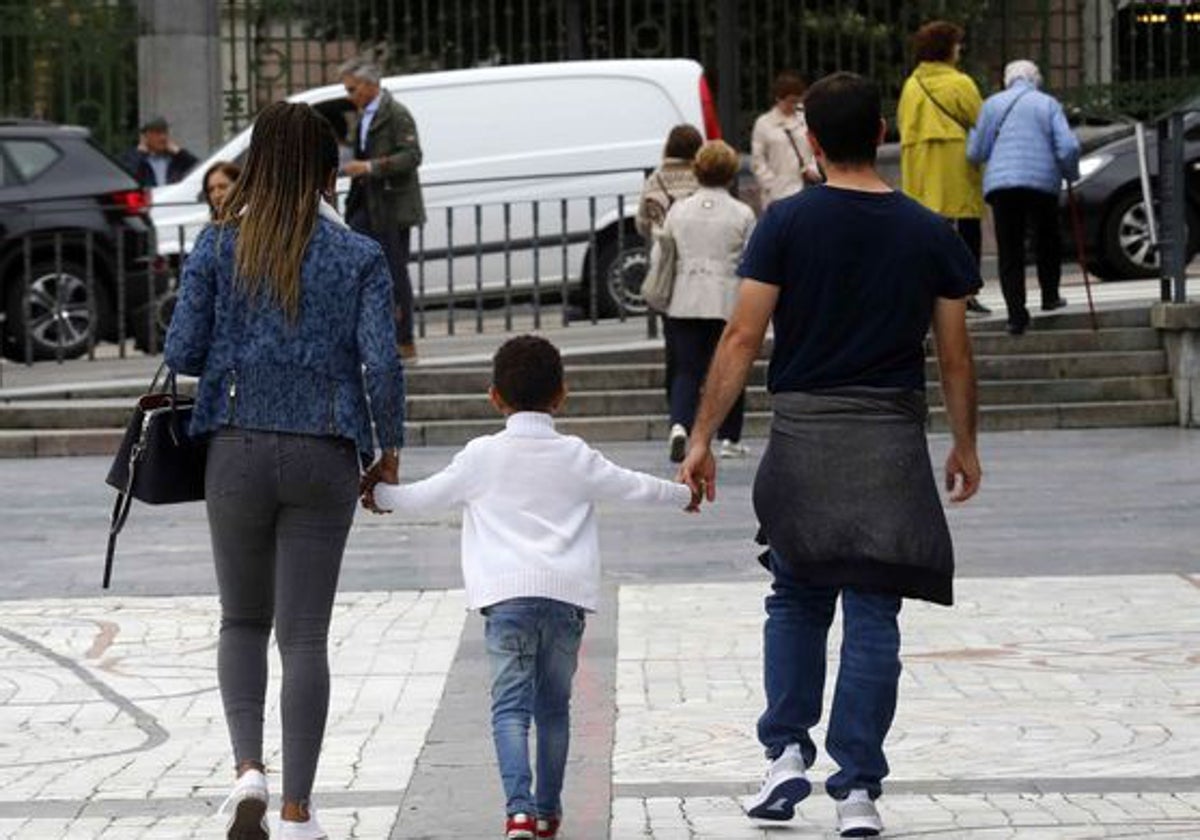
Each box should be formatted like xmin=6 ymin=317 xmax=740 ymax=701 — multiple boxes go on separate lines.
xmin=103 ymin=364 xmax=208 ymax=588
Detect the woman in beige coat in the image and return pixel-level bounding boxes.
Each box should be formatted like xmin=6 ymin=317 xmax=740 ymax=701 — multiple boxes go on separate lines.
xmin=751 ymin=71 xmax=822 ymax=209
xmin=660 ymin=140 xmax=756 ymax=462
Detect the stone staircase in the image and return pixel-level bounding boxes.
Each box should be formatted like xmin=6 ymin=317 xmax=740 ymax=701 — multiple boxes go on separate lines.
xmin=0 ymin=306 xmax=1177 ymax=457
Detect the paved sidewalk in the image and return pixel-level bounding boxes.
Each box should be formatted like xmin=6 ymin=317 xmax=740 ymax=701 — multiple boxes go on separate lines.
xmin=0 ymin=428 xmax=1197 ymax=838
xmin=1 ymin=576 xmax=1197 ymax=838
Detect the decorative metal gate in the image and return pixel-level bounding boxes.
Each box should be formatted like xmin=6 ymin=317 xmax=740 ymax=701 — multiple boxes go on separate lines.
xmin=219 ymin=0 xmax=1200 ymax=144
xmin=0 ymin=0 xmax=139 ymax=155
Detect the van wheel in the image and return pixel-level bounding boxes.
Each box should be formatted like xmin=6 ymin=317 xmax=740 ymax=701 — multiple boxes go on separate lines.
xmin=589 ymin=234 xmax=649 ymax=318
xmin=4 ymin=259 xmax=104 ymax=361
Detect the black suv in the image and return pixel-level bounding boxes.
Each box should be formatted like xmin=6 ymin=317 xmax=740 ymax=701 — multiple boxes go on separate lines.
xmin=0 ymin=120 xmax=167 ymax=360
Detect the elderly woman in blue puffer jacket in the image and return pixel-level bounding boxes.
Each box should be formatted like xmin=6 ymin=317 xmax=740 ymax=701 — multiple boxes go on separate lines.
xmin=968 ymin=59 xmax=1080 ymax=335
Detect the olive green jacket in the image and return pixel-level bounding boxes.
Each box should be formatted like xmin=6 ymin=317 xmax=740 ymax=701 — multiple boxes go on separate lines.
xmin=348 ymin=91 xmax=426 ymax=228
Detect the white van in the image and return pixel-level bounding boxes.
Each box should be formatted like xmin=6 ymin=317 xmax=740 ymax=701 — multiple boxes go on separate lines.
xmin=152 ymin=59 xmax=720 ymax=316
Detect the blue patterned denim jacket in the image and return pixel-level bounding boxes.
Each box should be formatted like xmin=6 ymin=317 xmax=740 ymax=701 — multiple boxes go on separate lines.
xmin=164 ymin=209 xmax=405 ymax=462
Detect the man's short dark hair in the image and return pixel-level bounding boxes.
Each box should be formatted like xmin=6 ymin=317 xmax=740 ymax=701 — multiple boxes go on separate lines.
xmin=803 ymin=72 xmax=881 ymax=166
xmin=492 ymin=335 xmax=564 ymax=411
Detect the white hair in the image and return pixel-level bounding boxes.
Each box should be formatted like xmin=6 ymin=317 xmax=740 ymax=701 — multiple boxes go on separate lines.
xmin=337 ymin=57 xmax=382 ymax=85
xmin=1004 ymin=59 xmax=1041 ymax=89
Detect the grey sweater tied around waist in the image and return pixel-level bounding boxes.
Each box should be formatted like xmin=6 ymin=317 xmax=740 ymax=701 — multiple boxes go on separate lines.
xmin=752 ymin=388 xmax=955 ymax=606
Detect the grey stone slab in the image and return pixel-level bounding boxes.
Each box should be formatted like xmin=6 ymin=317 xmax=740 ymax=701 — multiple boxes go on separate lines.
xmin=390 ymin=589 xmax=618 ymax=839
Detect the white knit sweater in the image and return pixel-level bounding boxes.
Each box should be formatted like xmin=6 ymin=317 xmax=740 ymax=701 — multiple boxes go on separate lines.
xmin=373 ymin=412 xmax=693 ymax=610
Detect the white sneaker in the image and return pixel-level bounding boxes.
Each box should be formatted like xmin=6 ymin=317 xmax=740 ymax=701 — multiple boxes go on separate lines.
xmin=216 ymin=769 xmax=269 ymax=840
xmin=669 ymin=423 xmax=688 ymax=463
xmin=744 ymin=743 xmax=810 ymax=821
xmin=277 ymin=808 xmax=328 ymax=840
xmin=718 ymin=439 xmax=750 ymax=459
xmin=837 ymin=789 xmax=883 ymax=837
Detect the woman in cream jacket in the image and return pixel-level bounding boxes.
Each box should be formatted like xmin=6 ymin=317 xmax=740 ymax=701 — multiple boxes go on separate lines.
xmin=660 ymin=140 xmax=756 ymax=462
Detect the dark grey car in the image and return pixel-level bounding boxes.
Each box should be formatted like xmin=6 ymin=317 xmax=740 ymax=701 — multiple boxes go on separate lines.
xmin=1066 ymin=104 xmax=1200 ymax=280
xmin=0 ymin=120 xmax=166 ymax=360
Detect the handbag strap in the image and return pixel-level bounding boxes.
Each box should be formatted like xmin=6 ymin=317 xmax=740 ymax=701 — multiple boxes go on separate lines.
xmin=782 ymin=126 xmax=807 ymax=170
xmin=990 ymin=87 xmax=1033 ymax=148
xmin=915 ymin=74 xmax=972 ymax=134
xmin=103 ymin=363 xmax=173 ymax=589
xmin=104 ymin=449 xmax=139 ymax=589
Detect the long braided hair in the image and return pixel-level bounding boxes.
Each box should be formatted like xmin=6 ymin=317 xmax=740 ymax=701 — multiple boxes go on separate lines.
xmin=215 ymin=101 xmax=339 ymax=320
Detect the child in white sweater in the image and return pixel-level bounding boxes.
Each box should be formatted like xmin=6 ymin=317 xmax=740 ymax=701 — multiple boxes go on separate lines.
xmin=364 ymin=335 xmax=695 ymax=840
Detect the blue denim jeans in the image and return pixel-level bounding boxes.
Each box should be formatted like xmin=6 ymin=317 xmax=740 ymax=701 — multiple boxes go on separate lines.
xmin=483 ymin=597 xmax=586 ymax=817
xmin=757 ymin=553 xmax=902 ymax=799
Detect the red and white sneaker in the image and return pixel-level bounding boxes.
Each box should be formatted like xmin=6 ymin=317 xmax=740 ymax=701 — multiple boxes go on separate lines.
xmin=536 ymin=815 xmax=561 ymax=838
xmin=505 ymin=812 xmax=535 ymax=839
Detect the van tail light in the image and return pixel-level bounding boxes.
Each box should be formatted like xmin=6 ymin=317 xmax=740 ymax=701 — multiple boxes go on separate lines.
xmin=699 ymin=75 xmax=722 ymax=140
xmin=108 ymin=188 xmax=151 ymax=215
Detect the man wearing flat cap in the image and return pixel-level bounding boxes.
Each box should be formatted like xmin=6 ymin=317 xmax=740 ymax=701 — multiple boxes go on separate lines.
xmin=120 ymin=115 xmax=199 ymax=188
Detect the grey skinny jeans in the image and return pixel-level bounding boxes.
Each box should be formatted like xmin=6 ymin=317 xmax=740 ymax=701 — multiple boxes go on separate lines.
xmin=205 ymin=428 xmax=360 ymax=803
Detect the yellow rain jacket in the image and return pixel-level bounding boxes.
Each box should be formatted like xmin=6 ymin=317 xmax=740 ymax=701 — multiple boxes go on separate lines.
xmin=897 ymin=61 xmax=984 ymax=219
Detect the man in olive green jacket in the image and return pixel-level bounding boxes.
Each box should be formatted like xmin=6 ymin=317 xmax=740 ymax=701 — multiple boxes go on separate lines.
xmin=339 ymin=57 xmax=426 ymax=358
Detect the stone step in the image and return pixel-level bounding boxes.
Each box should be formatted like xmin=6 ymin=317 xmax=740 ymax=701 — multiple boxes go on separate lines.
xmin=7 ymin=347 xmax=1163 ymax=409
xmin=926 ymin=375 xmax=1174 ymax=407
xmin=2 ymin=367 xmax=1174 ymax=430
xmin=957 ymin=350 xmax=1167 ymax=381
xmin=956 ymin=327 xmax=1162 ymax=356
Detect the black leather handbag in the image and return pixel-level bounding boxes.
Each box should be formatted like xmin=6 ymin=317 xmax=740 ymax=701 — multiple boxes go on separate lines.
xmin=103 ymin=365 xmax=207 ymax=588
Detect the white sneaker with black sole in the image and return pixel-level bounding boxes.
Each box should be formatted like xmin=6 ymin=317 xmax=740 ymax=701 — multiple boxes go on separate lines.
xmin=668 ymin=423 xmax=688 ymax=463
xmin=217 ymin=768 xmax=269 ymax=840
xmin=744 ymin=743 xmax=811 ymax=821
xmin=836 ymin=789 xmax=883 ymax=837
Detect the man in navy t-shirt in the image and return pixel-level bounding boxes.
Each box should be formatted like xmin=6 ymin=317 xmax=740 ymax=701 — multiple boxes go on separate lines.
xmin=678 ymin=72 xmax=982 ymax=838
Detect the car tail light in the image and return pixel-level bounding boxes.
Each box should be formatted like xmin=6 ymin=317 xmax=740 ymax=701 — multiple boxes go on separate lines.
xmin=109 ymin=188 xmax=151 ymax=215
xmin=699 ymin=74 xmax=722 ymax=140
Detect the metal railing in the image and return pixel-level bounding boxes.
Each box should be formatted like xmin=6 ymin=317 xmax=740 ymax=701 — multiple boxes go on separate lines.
xmin=5 ymin=185 xmax=659 ymax=365
xmin=1156 ymin=107 xmax=1195 ymax=304
xmin=2 ymin=217 xmax=165 ymax=366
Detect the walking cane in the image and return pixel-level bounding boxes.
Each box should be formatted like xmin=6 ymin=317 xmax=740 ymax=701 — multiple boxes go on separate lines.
xmin=1066 ymin=184 xmax=1100 ymax=332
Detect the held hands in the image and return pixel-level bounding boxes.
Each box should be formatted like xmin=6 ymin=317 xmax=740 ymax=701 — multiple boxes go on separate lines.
xmin=342 ymin=160 xmax=371 ymax=178
xmin=359 ymin=449 xmax=399 ymax=514
xmin=944 ymin=445 xmax=981 ymax=503
xmin=677 ymin=439 xmax=717 ymax=511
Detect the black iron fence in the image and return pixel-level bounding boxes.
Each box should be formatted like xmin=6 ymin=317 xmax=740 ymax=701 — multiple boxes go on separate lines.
xmin=221 ymin=0 xmax=1200 ymax=142
xmin=3 ymin=182 xmax=661 ymax=365
xmin=1156 ymin=106 xmax=1195 ymax=304
xmin=2 ymin=1 xmax=1199 ymax=156
xmin=1 ymin=227 xmax=166 ymax=364
xmin=0 ymin=0 xmax=139 ymax=155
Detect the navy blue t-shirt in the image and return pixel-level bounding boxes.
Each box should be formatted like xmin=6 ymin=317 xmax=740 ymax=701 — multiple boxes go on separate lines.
xmin=738 ymin=185 xmax=981 ymax=392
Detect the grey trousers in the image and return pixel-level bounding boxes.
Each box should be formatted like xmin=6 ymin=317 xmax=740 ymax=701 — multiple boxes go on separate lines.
xmin=205 ymin=428 xmax=360 ymax=803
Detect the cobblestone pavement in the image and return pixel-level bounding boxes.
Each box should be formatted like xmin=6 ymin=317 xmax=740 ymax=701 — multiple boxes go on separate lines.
xmin=1 ymin=428 xmax=1197 ymax=837
xmin=612 ymin=576 xmax=1200 ymax=838
xmin=0 ymin=591 xmax=465 ymax=839
xmin=1 ymin=575 xmax=1197 ymax=837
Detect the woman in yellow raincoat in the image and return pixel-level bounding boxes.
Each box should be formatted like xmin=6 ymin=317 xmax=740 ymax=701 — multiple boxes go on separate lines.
xmin=897 ymin=20 xmax=990 ymax=314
